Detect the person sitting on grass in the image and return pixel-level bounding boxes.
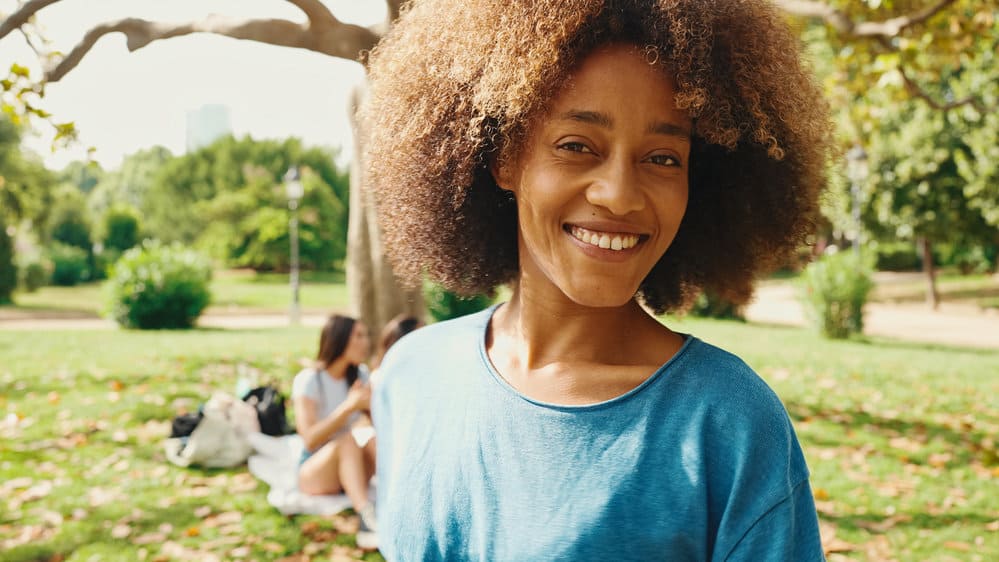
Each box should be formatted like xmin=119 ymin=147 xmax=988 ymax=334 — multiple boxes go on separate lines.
xmin=292 ymin=314 xmax=377 ymax=550
xmin=363 ymin=0 xmax=831 ymax=559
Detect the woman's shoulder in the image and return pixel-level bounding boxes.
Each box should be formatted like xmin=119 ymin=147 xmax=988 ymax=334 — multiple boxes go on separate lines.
xmin=670 ymin=338 xmax=792 ymax=427
xmin=291 ymin=367 xmax=321 ymax=397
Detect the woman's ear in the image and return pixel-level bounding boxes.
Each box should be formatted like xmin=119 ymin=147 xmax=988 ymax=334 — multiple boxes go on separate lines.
xmin=490 ymin=152 xmax=516 ymax=194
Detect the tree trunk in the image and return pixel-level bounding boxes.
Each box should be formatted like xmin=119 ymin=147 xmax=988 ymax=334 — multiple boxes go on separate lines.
xmin=346 ymin=82 xmax=424 ymax=337
xmin=919 ymin=237 xmax=940 ymax=310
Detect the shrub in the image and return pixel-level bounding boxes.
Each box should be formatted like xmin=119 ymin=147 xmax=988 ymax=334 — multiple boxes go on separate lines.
xmin=48 ymin=243 xmax=91 ymax=286
xmin=423 ymin=281 xmax=493 ymax=322
xmin=17 ymin=257 xmax=51 ymax=292
xmin=874 ymin=241 xmax=921 ymax=272
xmin=0 ymin=220 xmax=15 ymax=304
xmin=106 ymin=241 xmax=213 ymax=329
xmin=690 ymin=291 xmax=745 ymax=321
xmin=800 ymin=251 xmax=874 ymax=339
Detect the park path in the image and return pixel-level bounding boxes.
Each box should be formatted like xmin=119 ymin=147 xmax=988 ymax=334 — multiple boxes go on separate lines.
xmin=2 ymin=275 xmax=997 ymax=350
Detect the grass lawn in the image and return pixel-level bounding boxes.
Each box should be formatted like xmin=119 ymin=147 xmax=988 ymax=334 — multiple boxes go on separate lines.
xmin=3 ymin=269 xmax=350 ymax=318
xmin=2 ymin=319 xmax=997 ymax=560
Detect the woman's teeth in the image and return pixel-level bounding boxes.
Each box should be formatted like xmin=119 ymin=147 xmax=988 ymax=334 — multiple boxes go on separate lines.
xmin=570 ymin=226 xmax=639 ymax=251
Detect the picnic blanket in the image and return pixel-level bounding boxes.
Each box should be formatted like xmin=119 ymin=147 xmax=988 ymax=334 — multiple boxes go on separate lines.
xmin=246 ymin=431 xmax=375 ymax=516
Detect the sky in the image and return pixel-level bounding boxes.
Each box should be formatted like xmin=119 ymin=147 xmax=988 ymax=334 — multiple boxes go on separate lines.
xmin=0 ymin=0 xmax=386 ymax=170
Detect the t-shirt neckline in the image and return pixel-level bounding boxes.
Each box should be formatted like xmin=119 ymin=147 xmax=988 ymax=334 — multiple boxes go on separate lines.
xmin=475 ymin=303 xmax=696 ymax=412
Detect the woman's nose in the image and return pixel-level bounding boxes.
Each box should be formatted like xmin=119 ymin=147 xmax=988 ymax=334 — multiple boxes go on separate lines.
xmin=584 ymin=157 xmax=645 ymax=216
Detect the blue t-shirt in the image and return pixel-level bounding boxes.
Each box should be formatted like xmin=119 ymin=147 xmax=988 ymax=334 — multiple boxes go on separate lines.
xmin=373 ymin=306 xmax=823 ymax=561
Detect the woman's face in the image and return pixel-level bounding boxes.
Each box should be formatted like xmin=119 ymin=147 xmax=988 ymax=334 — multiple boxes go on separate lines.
xmin=495 ymin=44 xmax=691 ymax=308
xmin=345 ymin=322 xmax=371 ymax=364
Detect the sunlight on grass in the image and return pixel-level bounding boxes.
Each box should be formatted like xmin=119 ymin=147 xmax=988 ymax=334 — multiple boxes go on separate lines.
xmin=2 ymin=270 xmax=351 ymax=317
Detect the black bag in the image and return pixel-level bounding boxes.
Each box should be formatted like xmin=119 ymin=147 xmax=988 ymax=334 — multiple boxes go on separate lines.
xmin=170 ymin=411 xmax=204 ymax=438
xmin=242 ymin=386 xmax=292 ymax=436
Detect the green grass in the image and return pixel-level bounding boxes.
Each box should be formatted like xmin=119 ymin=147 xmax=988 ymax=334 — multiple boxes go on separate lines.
xmin=0 ymin=327 xmax=383 ymax=561
xmin=1 ymin=320 xmax=996 ymax=560
xmin=2 ymin=269 xmax=350 ymax=318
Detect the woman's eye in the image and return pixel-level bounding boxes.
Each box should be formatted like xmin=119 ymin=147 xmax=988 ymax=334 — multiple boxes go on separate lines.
xmin=646 ymin=154 xmax=681 ymax=167
xmin=557 ymin=141 xmax=592 ymax=154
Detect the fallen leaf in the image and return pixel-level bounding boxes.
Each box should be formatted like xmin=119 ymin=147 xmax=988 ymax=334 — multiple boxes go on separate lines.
xmin=986 ymin=520 xmax=999 ymax=532
xmin=110 ymin=524 xmax=131 ymax=539
xmin=943 ymin=541 xmax=971 ymax=551
xmin=814 ymin=488 xmax=830 ymax=501
xmin=110 ymin=380 xmax=125 ymax=391
xmin=20 ymin=480 xmax=54 ymax=502
xmin=185 ymin=526 xmax=200 ymax=537
xmin=132 ymin=532 xmax=168 ymax=545
xmin=820 ymin=522 xmax=855 ymax=554
xmin=194 ymin=506 xmax=212 ymax=518
xmin=47 ymin=392 xmax=60 ymax=405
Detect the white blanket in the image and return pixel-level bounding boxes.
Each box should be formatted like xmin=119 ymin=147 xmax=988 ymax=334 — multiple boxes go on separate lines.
xmin=246 ymin=432 xmax=374 ymax=516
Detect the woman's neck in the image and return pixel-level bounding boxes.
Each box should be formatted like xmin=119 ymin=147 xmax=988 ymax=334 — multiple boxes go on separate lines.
xmin=491 ymin=283 xmax=668 ymax=369
xmin=322 ymin=357 xmax=351 ymax=379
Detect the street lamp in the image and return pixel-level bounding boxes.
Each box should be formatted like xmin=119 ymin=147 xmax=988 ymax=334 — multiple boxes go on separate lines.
xmin=846 ymin=144 xmax=868 ymax=260
xmin=284 ymin=166 xmax=304 ymax=325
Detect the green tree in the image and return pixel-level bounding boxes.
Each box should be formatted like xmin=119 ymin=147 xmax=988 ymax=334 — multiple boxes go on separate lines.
xmin=149 ymin=135 xmax=349 ymax=271
xmin=99 ymin=205 xmax=142 ymax=253
xmin=0 ymin=116 xmax=55 ymax=229
xmin=87 ymin=146 xmax=173 ymax=220
xmin=59 ymin=160 xmax=103 ymax=193
xmin=46 ymin=186 xmax=92 ymax=251
xmin=0 ymin=215 xmax=16 ymax=303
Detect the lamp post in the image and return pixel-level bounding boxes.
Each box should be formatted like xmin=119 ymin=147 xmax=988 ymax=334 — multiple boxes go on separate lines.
xmin=846 ymin=144 xmax=868 ymax=260
xmin=284 ymin=166 xmax=304 ymax=325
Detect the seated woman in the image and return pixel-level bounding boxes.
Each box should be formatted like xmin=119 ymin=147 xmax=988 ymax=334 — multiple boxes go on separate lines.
xmin=291 ymin=314 xmax=377 ymax=549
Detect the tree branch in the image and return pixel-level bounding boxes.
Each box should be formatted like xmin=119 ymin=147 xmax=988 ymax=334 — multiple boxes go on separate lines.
xmin=45 ymin=14 xmax=380 ymax=82
xmin=776 ymin=0 xmax=958 ymax=38
xmin=897 ymin=64 xmax=986 ymax=113
xmin=283 ymin=0 xmax=336 ymax=27
xmin=0 ymin=0 xmax=60 ymax=41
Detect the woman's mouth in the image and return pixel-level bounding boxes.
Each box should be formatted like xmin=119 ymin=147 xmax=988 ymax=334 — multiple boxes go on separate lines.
xmin=567 ymin=225 xmax=643 ymax=251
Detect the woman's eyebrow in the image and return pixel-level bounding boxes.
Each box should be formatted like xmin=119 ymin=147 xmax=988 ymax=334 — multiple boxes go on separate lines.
xmin=647 ymin=121 xmax=691 ymax=140
xmin=558 ymin=110 xmax=690 ymax=140
xmin=559 ymin=110 xmax=613 ymax=128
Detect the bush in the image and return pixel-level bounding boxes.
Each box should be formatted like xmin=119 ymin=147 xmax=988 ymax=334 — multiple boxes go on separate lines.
xmin=0 ymin=220 xmax=15 ymax=304
xmin=800 ymin=251 xmax=874 ymax=339
xmin=690 ymin=291 xmax=745 ymax=321
xmin=106 ymin=241 xmax=213 ymax=329
xmin=48 ymin=243 xmax=91 ymax=286
xmin=423 ymin=281 xmax=493 ymax=322
xmin=17 ymin=257 xmax=51 ymax=292
xmin=874 ymin=242 xmax=921 ymax=272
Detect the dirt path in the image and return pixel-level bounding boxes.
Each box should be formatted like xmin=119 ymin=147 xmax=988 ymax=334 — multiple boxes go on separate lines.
xmin=745 ymin=282 xmax=999 ymax=350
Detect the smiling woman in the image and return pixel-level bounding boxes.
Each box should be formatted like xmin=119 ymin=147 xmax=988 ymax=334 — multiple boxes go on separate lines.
xmin=362 ymin=1 xmax=832 ymax=560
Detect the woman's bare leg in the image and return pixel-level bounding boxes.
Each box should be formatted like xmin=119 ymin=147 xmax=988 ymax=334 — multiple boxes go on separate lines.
xmin=298 ymin=440 xmax=343 ymax=495
xmin=335 ymin=431 xmax=371 ymax=510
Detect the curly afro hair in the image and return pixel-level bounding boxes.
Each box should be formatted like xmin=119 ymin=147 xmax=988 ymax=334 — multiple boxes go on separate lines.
xmin=362 ymin=0 xmax=831 ymax=314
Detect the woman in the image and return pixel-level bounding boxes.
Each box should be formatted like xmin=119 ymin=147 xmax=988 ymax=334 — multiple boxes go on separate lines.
xmin=364 ymin=1 xmax=830 ymax=559
xmin=291 ymin=314 xmax=377 ymax=549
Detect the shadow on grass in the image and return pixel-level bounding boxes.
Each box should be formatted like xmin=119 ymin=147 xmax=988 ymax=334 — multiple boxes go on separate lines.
xmin=850 ymin=334 xmax=999 ymax=356
xmin=786 ymin=402 xmax=996 ymax=468
xmin=822 ymin=510 xmax=997 ymax=532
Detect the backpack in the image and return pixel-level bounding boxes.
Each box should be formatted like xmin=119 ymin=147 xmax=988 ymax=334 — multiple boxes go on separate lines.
xmin=243 ymin=385 xmax=293 ymax=436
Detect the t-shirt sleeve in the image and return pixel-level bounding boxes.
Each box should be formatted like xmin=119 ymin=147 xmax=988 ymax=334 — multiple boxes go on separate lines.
xmin=291 ymin=369 xmax=319 ymax=401
xmin=722 ymin=478 xmax=825 ymax=562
